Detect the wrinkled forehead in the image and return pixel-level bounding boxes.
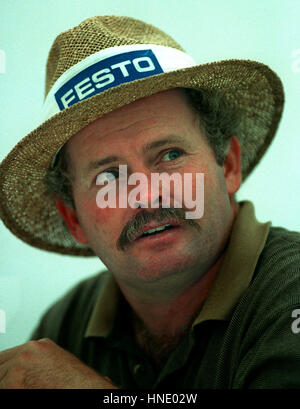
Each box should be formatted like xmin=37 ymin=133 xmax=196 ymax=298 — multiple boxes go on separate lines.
xmin=65 ymin=88 xmax=198 ymax=158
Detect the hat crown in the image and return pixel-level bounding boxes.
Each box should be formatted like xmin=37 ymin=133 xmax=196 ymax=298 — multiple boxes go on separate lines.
xmin=45 ymin=15 xmax=185 ymax=97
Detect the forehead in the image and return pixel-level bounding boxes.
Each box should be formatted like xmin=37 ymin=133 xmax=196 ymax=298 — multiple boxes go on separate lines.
xmin=66 ymin=88 xmax=201 ymax=160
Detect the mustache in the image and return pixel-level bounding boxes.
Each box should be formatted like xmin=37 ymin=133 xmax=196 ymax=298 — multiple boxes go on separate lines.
xmin=117 ymin=207 xmax=200 ymax=251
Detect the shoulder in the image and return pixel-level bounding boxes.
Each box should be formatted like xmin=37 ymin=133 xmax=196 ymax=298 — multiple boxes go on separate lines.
xmin=239 ymin=226 xmax=300 ymax=323
xmin=254 ymin=226 xmax=300 ymax=284
xmin=229 ymin=227 xmax=300 ymax=388
xmin=30 ymin=270 xmax=111 ymax=346
xmin=261 ymin=226 xmax=300 ymax=263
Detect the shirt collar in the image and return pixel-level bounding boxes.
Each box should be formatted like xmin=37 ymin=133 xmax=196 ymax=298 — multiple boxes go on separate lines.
xmin=84 ymin=270 xmax=121 ymax=338
xmin=85 ymin=200 xmax=271 ymax=338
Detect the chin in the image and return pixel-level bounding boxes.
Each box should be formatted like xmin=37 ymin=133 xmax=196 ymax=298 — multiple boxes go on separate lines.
xmin=134 ymin=251 xmax=200 ymax=283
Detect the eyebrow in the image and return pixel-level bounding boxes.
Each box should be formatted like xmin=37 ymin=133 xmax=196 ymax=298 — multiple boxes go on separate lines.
xmin=83 ymin=135 xmax=189 ymax=176
xmin=141 ymin=135 xmax=188 ymax=155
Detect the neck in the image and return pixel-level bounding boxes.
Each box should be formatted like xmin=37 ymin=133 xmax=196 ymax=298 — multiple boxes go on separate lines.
xmin=116 ymin=253 xmax=224 ymax=341
xmin=116 ymin=254 xmax=225 ymax=370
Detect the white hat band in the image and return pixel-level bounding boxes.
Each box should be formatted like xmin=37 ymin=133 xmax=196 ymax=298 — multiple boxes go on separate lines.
xmin=42 ymin=44 xmax=196 ymax=122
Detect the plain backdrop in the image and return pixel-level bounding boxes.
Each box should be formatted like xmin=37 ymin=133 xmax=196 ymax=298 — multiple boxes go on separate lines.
xmin=0 ymin=0 xmax=299 ymax=350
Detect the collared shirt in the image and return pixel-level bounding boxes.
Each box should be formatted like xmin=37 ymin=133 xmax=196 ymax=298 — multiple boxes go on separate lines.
xmin=31 ymin=201 xmax=300 ymax=388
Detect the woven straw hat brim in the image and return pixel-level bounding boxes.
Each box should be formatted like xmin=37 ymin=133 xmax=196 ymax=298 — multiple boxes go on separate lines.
xmin=0 ymin=60 xmax=284 ymax=256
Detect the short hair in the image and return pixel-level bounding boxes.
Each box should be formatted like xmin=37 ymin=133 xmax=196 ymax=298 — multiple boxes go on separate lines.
xmin=45 ymin=87 xmax=241 ymax=210
xmin=183 ymin=88 xmax=241 ymax=164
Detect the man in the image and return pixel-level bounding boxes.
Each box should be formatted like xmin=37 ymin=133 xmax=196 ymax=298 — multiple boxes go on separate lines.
xmin=0 ymin=15 xmax=299 ymax=389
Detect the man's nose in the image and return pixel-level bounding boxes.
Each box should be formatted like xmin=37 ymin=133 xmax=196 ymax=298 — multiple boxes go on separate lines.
xmin=127 ymin=170 xmax=162 ymax=209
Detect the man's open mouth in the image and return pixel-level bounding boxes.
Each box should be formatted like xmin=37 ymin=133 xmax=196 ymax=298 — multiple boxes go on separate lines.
xmin=137 ymin=223 xmax=180 ymax=239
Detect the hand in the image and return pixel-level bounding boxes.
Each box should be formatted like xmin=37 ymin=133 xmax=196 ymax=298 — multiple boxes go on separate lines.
xmin=0 ymin=338 xmax=118 ymax=389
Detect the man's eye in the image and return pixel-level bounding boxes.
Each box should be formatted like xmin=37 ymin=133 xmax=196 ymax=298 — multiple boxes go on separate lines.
xmin=161 ymin=149 xmax=183 ymax=162
xmin=96 ymin=169 xmax=119 ymax=185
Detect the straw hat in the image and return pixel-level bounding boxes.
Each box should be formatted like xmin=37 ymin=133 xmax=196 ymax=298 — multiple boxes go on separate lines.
xmin=0 ymin=15 xmax=284 ymax=256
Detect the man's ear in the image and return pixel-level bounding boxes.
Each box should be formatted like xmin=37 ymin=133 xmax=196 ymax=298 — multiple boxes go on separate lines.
xmin=55 ymin=198 xmax=88 ymax=244
xmin=223 ymin=136 xmax=242 ymax=195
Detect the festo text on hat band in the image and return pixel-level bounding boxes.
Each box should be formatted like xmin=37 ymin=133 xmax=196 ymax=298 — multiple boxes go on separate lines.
xmin=42 ymin=44 xmax=196 ymax=122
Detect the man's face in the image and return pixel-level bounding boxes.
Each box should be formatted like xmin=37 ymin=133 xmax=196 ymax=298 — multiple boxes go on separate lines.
xmin=63 ymin=89 xmax=240 ymax=293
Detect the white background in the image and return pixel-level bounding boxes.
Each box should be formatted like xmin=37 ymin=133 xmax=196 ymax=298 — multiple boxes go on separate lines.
xmin=0 ymin=0 xmax=299 ymax=350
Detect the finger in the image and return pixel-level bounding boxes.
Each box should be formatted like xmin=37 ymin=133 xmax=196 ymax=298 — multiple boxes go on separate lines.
xmin=0 ymin=360 xmax=25 ymax=389
xmin=36 ymin=337 xmax=54 ymax=344
xmin=0 ymin=340 xmax=46 ymax=365
xmin=0 ymin=361 xmax=9 ymax=384
xmin=0 ymin=344 xmax=24 ymax=365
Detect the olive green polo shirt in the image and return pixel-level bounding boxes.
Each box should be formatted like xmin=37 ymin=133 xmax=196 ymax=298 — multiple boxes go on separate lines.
xmin=31 ymin=201 xmax=300 ymax=388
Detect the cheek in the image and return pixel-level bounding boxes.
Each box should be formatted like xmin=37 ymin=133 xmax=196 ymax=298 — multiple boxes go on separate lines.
xmin=180 ymin=163 xmax=228 ymax=217
xmin=178 ymin=164 xmax=212 ymax=202
xmin=76 ymin=196 xmax=108 ymax=237
xmin=77 ymin=198 xmax=124 ymax=244
xmin=78 ymin=196 xmax=103 ymax=223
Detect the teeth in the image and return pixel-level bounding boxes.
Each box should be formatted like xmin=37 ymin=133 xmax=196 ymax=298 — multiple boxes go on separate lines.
xmin=143 ymin=224 xmax=171 ymax=235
